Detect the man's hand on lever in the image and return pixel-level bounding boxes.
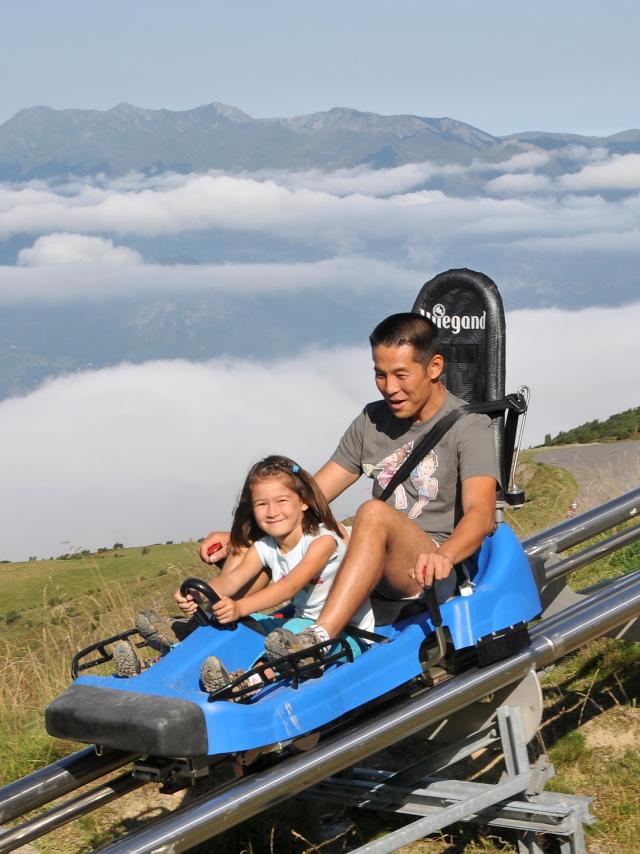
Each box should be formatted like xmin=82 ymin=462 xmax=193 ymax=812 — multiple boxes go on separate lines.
xmin=412 ymin=549 xmax=454 ymax=588
xmin=199 ymin=532 xmax=230 ymax=564
xmin=176 ymin=535 xmax=226 ymax=615
xmin=412 ymin=476 xmax=496 ymax=590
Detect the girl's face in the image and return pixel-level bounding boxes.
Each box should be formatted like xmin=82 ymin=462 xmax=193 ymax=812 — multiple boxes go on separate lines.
xmin=251 ymin=476 xmax=308 ymax=541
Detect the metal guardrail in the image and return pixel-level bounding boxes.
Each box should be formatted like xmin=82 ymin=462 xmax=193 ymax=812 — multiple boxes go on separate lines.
xmin=0 ymin=747 xmax=136 ymax=825
xmin=522 ymin=487 xmax=640 ymax=558
xmin=519 ymin=487 xmax=640 ymax=591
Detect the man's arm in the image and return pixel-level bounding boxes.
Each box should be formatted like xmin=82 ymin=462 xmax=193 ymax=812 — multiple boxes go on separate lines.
xmin=314 ymin=460 xmax=360 ymax=502
xmin=414 ymin=475 xmax=496 ymax=586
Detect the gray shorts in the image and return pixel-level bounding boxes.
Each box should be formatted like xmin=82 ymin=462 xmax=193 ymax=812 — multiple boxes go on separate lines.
xmin=371 ymin=571 xmax=456 ymax=625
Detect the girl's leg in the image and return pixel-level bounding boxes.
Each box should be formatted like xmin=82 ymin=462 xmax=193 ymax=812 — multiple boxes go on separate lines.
xmin=200 ymin=654 xmax=270 ymax=699
xmin=201 ymin=612 xmax=289 ymax=697
xmin=265 ymin=617 xmax=365 ymax=662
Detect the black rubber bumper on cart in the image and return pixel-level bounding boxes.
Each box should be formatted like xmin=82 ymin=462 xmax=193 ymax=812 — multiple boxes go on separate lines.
xmin=45 ymin=684 xmax=209 ymax=757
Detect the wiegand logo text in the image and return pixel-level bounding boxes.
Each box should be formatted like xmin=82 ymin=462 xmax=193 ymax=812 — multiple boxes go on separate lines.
xmin=418 ymin=303 xmax=486 ymax=334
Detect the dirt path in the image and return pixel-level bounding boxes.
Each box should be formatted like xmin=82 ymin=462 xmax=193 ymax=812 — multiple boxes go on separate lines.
xmin=533 ymin=440 xmax=640 ymax=511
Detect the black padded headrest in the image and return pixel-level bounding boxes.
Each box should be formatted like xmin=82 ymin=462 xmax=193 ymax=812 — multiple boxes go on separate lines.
xmin=412 ymin=268 xmax=505 ymax=404
xmin=412 ymin=269 xmax=506 ymax=486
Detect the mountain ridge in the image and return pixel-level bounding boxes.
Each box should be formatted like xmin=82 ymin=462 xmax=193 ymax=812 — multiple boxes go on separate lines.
xmin=3 ymin=100 xmax=638 ymax=181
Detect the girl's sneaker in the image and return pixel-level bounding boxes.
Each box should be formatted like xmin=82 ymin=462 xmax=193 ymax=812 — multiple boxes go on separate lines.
xmin=263 ymin=626 xmax=327 ymax=667
xmin=200 ymin=655 xmax=236 ymax=693
xmin=113 ymin=640 xmax=142 ymax=677
xmin=199 ymin=656 xmax=263 ymax=699
xmin=135 ymin=609 xmax=176 ymax=653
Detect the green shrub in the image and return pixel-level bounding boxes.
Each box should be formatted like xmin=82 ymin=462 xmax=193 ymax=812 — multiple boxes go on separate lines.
xmin=550 ymin=730 xmax=588 ymax=764
xmin=545 ymin=406 xmax=640 ymax=445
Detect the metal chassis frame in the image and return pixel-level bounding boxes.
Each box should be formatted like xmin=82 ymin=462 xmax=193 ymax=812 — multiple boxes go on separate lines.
xmin=308 ymin=703 xmax=593 ymax=854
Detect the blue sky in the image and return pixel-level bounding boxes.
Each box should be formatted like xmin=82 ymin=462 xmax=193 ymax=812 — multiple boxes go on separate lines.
xmin=1 ymin=0 xmax=638 ymax=135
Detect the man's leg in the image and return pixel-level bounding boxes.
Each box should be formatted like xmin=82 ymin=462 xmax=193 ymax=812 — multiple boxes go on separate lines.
xmin=317 ymin=500 xmax=442 ymax=637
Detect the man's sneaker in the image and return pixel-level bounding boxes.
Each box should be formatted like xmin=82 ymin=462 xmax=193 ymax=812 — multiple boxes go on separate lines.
xmin=135 ymin=609 xmax=176 ymax=653
xmin=113 ymin=640 xmax=142 ymax=677
xmin=263 ymin=627 xmax=326 ymax=667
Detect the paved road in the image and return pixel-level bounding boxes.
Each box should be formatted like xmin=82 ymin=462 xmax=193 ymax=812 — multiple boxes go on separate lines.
xmin=533 ymin=440 xmax=640 ymax=511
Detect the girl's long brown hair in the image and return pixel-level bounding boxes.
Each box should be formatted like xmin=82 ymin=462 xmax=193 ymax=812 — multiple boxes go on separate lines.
xmin=230 ymin=455 xmax=343 ymax=550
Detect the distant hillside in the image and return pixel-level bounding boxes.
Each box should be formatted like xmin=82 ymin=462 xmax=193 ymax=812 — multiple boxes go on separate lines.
xmin=1 ymin=100 xmax=639 ymax=180
xmin=542 ymin=407 xmax=640 ymax=446
xmin=0 ymin=102 xmax=498 ymax=180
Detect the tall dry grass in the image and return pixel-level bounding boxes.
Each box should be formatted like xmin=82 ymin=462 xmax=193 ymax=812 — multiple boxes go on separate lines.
xmin=0 ymin=575 xmax=180 ymax=785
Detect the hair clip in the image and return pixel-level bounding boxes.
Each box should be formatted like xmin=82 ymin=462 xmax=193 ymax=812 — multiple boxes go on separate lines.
xmin=291 ymin=464 xmax=300 ymax=473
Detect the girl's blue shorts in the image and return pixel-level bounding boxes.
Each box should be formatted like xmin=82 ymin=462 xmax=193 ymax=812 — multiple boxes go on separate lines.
xmin=250 ymin=612 xmax=366 ymax=661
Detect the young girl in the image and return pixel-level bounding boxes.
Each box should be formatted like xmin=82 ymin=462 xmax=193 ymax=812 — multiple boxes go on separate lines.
xmin=186 ymin=454 xmax=374 ymax=697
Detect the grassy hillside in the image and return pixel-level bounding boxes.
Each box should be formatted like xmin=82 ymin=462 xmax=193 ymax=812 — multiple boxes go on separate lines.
xmin=541 ymin=405 xmax=640 ymax=446
xmin=1 ymin=458 xmax=639 ymax=852
xmin=0 ymin=541 xmax=204 ymax=642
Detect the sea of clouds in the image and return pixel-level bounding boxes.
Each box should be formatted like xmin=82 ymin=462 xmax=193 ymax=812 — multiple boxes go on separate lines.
xmin=1 ymin=146 xmax=639 ymax=559
xmin=2 ymin=147 xmax=640 ymax=304
xmin=2 ymin=301 xmax=639 ymax=562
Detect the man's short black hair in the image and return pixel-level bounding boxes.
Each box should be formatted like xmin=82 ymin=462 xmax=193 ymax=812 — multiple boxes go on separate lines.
xmin=369 ymin=312 xmax=442 ymax=364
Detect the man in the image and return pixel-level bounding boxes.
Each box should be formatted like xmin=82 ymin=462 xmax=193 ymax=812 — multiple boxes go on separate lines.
xmin=186 ymin=312 xmax=498 ymax=651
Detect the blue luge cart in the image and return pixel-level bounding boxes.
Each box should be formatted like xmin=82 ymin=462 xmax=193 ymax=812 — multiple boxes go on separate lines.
xmin=46 ymin=523 xmax=540 ymax=757
xmin=45 ymin=268 xmax=541 ymax=761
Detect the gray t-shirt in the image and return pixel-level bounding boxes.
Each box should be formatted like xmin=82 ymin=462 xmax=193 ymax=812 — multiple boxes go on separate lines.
xmin=331 ymin=389 xmax=498 ymax=542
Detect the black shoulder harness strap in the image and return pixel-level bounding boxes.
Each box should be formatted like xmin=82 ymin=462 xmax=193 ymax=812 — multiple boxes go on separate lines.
xmin=378 ymin=395 xmax=524 ymax=503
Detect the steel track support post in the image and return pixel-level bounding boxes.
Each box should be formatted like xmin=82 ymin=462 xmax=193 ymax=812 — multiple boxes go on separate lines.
xmin=332 ymin=705 xmax=592 ymax=854
xmin=348 ymin=706 xmax=537 ymax=854
xmin=517 ymin=831 xmax=545 ymax=854
xmin=347 ymin=773 xmax=532 ymax=854
xmin=498 ymin=705 xmax=530 ymax=779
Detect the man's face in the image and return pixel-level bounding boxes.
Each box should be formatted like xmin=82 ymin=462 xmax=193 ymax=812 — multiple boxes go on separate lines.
xmin=373 ymin=344 xmax=443 ymax=422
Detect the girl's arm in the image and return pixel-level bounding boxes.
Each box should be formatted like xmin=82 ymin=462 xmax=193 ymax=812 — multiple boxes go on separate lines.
xmin=211 ymin=545 xmax=268 ymax=598
xmin=212 ymin=535 xmax=337 ymax=623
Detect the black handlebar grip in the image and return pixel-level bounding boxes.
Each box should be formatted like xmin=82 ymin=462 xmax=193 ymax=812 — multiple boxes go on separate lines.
xmin=424 ymin=585 xmax=443 ymax=628
xmin=179 ymin=577 xmax=237 ymax=630
xmin=180 ymin=577 xmax=220 ymax=628
xmin=180 ymin=577 xmax=221 ymax=604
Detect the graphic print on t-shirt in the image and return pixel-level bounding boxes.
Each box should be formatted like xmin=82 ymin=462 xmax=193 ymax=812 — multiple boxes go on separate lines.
xmin=362 ymin=440 xmax=414 ymax=510
xmin=408 ymin=450 xmax=439 ymax=520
